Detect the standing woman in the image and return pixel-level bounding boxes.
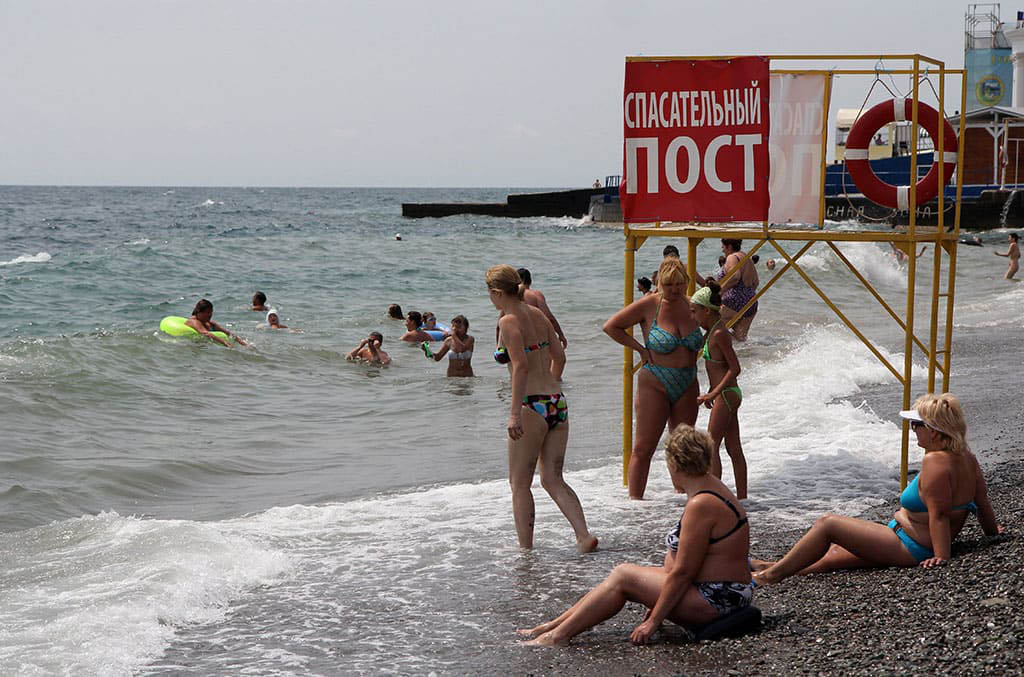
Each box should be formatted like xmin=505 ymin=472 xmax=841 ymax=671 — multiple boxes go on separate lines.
xmin=691 ymin=280 xmax=747 ymax=499
xmin=486 ymin=265 xmax=598 ymax=552
xmin=185 ymin=299 xmax=248 ymax=348
xmin=717 ymin=239 xmax=759 ymax=342
xmin=604 ymin=257 xmax=702 ymax=499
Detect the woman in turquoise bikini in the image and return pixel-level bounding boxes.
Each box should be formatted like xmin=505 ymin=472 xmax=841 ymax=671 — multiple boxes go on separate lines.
xmin=486 ymin=264 xmax=598 ymax=552
xmin=753 ymin=393 xmax=1004 ymax=585
xmin=691 ymin=280 xmax=747 ymax=499
xmin=604 ymin=257 xmax=702 ymax=499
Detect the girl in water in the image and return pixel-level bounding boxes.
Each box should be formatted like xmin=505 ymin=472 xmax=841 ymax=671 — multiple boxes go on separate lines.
xmin=691 ymin=280 xmax=747 ymax=499
xmin=186 ymin=299 xmax=248 ymax=347
xmin=487 ymin=264 xmax=597 ymax=552
xmin=431 ymin=314 xmax=474 ymax=377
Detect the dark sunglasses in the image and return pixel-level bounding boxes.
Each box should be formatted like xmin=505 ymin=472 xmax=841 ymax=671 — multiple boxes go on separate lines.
xmin=910 ymin=420 xmax=928 ymax=431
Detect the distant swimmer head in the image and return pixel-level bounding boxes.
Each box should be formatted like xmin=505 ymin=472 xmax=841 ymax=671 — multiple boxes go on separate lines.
xmin=369 ymin=331 xmax=384 ymax=345
xmin=751 ymin=254 xmax=760 ymax=264
xmin=387 ymin=304 xmax=404 ymax=319
xmin=637 ymin=276 xmax=652 ymax=294
xmin=766 ymin=258 xmax=777 ymax=271
xmin=662 ymin=244 xmax=680 ymax=259
xmin=395 ymin=233 xmax=403 ymax=241
xmin=406 ymin=310 xmax=422 ymax=330
xmin=422 ymin=312 xmax=437 ymax=329
xmin=266 ymin=309 xmax=280 ymax=325
xmin=252 ymin=291 xmax=266 ymax=307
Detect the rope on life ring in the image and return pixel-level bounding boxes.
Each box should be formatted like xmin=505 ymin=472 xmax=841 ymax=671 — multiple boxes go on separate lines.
xmin=844 ymin=99 xmax=958 ymax=211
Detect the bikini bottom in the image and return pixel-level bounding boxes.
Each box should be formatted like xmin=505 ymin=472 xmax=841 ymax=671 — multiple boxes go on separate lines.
xmin=522 ymin=392 xmax=568 ymax=430
xmin=643 ymin=363 xmax=696 ymax=404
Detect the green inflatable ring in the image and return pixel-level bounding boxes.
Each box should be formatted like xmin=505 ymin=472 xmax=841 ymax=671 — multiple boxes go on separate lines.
xmin=160 ymin=316 xmax=231 ymax=342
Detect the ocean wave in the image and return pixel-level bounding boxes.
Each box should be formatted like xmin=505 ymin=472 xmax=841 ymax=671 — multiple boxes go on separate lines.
xmin=0 ymin=252 xmax=52 ymax=267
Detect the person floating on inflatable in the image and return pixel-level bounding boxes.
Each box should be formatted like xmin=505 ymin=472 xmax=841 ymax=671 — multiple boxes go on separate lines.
xmin=186 ymin=299 xmax=248 ymax=347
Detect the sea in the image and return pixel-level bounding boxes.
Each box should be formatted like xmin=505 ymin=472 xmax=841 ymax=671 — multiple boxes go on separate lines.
xmin=1 ymin=186 xmax=1021 ymax=675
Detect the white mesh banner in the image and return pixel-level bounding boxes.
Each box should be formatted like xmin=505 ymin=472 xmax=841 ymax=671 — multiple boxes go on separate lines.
xmin=768 ymin=73 xmax=829 ymax=225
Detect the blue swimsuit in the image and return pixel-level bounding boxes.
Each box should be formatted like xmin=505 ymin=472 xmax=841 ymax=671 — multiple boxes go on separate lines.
xmin=889 ymin=474 xmax=978 ymax=562
xmin=644 ymin=299 xmax=702 ymax=403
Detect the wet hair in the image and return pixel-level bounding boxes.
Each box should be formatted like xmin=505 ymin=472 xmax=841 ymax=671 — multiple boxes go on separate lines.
xmin=662 ymin=244 xmax=680 ymax=258
xmin=701 ymin=279 xmax=723 ymax=307
xmin=721 ymin=238 xmax=742 ymax=252
xmin=451 ymin=314 xmax=469 ymax=329
xmin=516 ymin=267 xmax=533 ymax=286
xmin=752 ymin=254 xmax=760 ymax=264
xmin=486 ymin=264 xmax=526 ymax=300
xmin=192 ymin=298 xmax=213 ymax=316
xmin=369 ymin=331 xmax=383 ymax=344
xmin=637 ymin=276 xmax=652 ymax=293
xmin=665 ymin=424 xmax=713 ymax=476
xmin=406 ymin=310 xmax=422 ymax=326
xmin=656 ymin=257 xmax=688 ymax=293
xmin=914 ymin=393 xmax=969 ymax=455
xmin=718 ymin=255 xmax=727 ymax=267
xmin=252 ymin=291 xmax=266 ymax=305
xmin=387 ymin=304 xmax=404 ymax=319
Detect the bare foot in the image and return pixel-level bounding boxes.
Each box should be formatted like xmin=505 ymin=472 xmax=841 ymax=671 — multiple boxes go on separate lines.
xmin=749 ymin=558 xmax=773 ymax=573
xmin=752 ymin=571 xmax=773 ymax=587
xmin=576 ymin=534 xmax=599 ymax=553
xmin=517 ymin=621 xmax=557 ymax=638
xmin=525 ymin=631 xmax=569 ymax=647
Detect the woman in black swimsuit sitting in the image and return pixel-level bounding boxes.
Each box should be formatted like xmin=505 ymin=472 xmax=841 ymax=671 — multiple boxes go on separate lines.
xmin=486 ymin=264 xmax=598 ymax=552
xmin=519 ymin=425 xmax=752 ymax=646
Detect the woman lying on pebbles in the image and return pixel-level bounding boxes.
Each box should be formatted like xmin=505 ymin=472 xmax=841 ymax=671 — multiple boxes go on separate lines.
xmin=519 ymin=425 xmax=751 ymax=646
xmin=753 ymin=393 xmax=1004 ymax=585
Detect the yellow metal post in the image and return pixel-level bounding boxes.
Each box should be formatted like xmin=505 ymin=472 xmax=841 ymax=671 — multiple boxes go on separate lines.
xmin=623 ymin=231 xmax=636 ymax=485
xmin=943 ymin=73 xmax=969 ymax=393
xmin=686 ymin=237 xmax=701 ymax=295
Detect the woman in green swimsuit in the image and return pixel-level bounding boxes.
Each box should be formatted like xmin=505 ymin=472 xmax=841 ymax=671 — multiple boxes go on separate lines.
xmin=604 ymin=257 xmax=702 ymax=499
xmin=691 ymin=280 xmax=747 ymax=499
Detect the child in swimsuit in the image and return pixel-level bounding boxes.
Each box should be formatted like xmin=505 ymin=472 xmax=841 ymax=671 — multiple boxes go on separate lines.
xmin=691 ymin=280 xmax=747 ymax=499
xmin=430 ymin=314 xmax=474 ymax=377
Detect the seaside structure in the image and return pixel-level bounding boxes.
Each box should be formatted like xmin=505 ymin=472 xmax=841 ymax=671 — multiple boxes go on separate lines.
xmin=617 ymin=54 xmax=965 ymax=489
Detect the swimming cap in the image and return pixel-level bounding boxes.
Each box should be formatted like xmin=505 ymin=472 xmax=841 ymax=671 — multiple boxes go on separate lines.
xmin=691 ymin=286 xmax=720 ymax=311
xmin=266 ymin=309 xmax=279 ymax=323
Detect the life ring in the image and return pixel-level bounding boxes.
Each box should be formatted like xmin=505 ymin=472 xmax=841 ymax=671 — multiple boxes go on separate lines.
xmin=422 ymin=322 xmax=450 ymax=341
xmin=844 ymin=99 xmax=958 ymax=210
xmin=160 ymin=316 xmax=230 ymax=342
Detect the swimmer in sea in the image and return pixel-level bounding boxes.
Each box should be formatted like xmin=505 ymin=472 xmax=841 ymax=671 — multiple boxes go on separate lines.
xmin=387 ymin=304 xmax=404 ymax=320
xmin=251 ymin=291 xmax=269 ymax=312
xmin=400 ymin=311 xmax=434 ymax=343
xmin=347 ymin=331 xmax=391 ymax=365
xmin=431 ymin=314 xmax=474 ymax=377
xmin=994 ymin=233 xmax=1020 ymax=279
xmin=890 ymin=242 xmax=927 ymax=263
xmin=186 ymin=298 xmax=248 ymax=348
xmin=264 ymin=309 xmax=289 ymax=330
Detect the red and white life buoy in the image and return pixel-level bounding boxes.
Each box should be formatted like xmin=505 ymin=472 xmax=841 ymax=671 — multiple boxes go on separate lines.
xmin=844 ymin=99 xmax=958 ymax=210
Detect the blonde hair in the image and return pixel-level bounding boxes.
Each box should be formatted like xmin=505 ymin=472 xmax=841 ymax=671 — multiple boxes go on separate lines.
xmin=485 ymin=264 xmax=526 ymax=300
xmin=914 ymin=392 xmax=969 ymax=455
xmin=665 ymin=424 xmax=713 ymax=476
xmin=656 ymin=257 xmax=689 ymax=294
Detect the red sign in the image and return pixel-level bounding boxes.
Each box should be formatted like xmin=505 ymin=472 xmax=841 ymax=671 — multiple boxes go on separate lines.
xmin=620 ymin=57 xmax=771 ymax=223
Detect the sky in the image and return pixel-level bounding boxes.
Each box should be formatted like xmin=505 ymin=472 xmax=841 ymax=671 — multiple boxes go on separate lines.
xmin=0 ymin=0 xmax=994 ymax=187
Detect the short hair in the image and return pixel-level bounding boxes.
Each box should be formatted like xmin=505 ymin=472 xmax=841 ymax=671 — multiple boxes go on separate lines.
xmin=665 ymin=424 xmax=713 ymax=476
xmin=637 ymin=276 xmax=652 ymax=293
xmin=451 ymin=314 xmax=469 ymax=329
xmin=914 ymin=392 xmax=969 ymax=455
xmin=252 ymin=291 xmax=266 ymax=304
xmin=369 ymin=331 xmax=384 ymax=343
xmin=656 ymin=257 xmax=688 ymax=293
xmin=1012 ymin=233 xmax=1020 ymax=242
xmin=662 ymin=245 xmax=680 ymax=258
xmin=516 ymin=267 xmax=533 ymax=285
xmin=387 ymin=304 xmax=404 ymax=319
xmin=722 ymin=238 xmax=742 ymax=252
xmin=486 ymin=264 xmax=526 ymax=299
xmin=192 ymin=298 xmax=213 ymax=316
xmin=406 ymin=310 xmax=422 ymax=325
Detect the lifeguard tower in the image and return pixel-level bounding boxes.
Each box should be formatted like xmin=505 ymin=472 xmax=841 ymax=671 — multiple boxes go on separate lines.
xmin=618 ymin=54 xmax=965 ymax=489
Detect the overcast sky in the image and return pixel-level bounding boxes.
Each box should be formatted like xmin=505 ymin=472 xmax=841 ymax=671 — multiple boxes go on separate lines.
xmin=0 ymin=0 xmax=989 ymax=186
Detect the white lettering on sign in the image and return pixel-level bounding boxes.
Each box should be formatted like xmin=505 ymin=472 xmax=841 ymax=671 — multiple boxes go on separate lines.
xmin=624 ymin=134 xmax=764 ymax=194
xmin=624 ymin=86 xmax=764 ymax=130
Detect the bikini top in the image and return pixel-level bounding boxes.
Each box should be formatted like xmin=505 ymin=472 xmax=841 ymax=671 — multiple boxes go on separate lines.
xmin=647 ymin=299 xmax=703 ymax=355
xmin=701 ymin=320 xmax=724 ymax=363
xmin=664 ymin=490 xmax=748 ymax=551
xmin=899 ymin=474 xmax=978 ymax=514
xmin=449 ymin=350 xmax=472 ymax=360
xmin=493 ymin=340 xmax=549 ymax=364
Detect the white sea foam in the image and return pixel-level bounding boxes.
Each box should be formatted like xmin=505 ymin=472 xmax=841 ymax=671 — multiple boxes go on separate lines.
xmin=196 ymin=199 xmax=224 ymax=207
xmin=0 ymin=252 xmax=51 ymax=267
xmin=0 ymin=512 xmax=291 ymax=675
xmin=124 ymin=238 xmax=151 ymax=246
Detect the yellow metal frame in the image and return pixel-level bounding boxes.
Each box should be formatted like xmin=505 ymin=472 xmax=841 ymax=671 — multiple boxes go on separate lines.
xmin=620 ymin=54 xmax=965 ymax=490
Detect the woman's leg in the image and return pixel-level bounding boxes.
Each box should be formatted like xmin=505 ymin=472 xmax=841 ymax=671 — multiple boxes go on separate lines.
xmin=730 ymin=315 xmax=754 ymax=342
xmin=629 ymin=370 xmax=671 ymax=499
xmin=705 ymin=393 xmax=730 ymax=482
xmin=508 ymin=409 xmax=548 ymax=549
xmin=667 ymin=377 xmax=700 ymax=429
xmin=755 ymin=514 xmax=919 ymax=585
xmin=537 ymin=421 xmax=598 ymax=552
xmin=526 ymin=564 xmax=718 ymax=646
